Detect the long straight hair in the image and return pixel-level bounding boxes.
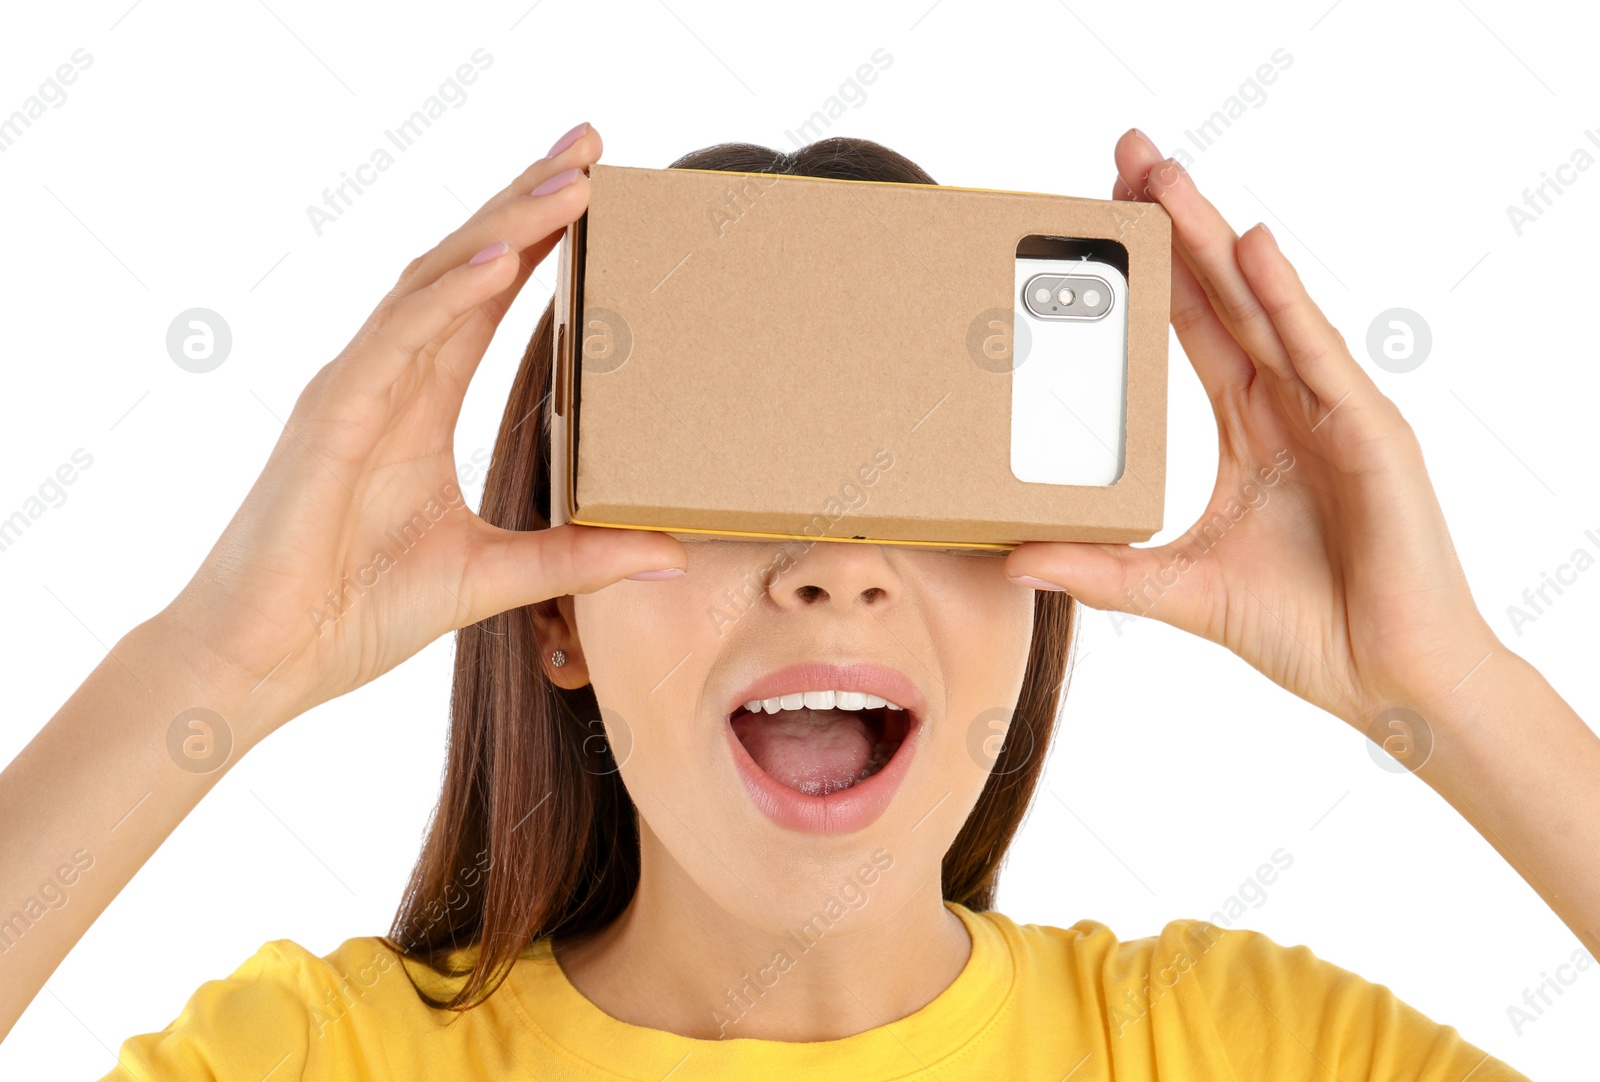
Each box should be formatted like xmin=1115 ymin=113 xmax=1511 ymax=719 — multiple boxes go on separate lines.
xmin=385 ymin=137 xmax=1079 ymax=1010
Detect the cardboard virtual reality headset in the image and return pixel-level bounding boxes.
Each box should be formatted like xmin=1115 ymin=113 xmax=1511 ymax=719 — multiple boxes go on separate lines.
xmin=548 ymin=163 xmax=1171 ymax=552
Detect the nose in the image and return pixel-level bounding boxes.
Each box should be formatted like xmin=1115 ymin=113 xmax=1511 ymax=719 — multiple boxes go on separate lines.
xmin=766 ymin=541 xmax=900 ymax=612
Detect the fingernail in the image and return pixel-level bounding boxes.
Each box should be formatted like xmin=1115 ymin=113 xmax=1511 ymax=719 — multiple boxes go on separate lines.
xmin=1008 ymin=574 xmax=1066 ymax=592
xmin=1132 ymin=128 xmax=1161 ymax=156
xmin=627 ymin=567 xmax=685 ymax=581
xmin=546 ymin=122 xmax=589 ymax=158
xmin=1255 ymin=221 xmax=1275 ymax=243
xmin=468 ymin=240 xmax=509 ymax=265
xmin=531 ymin=167 xmax=582 ymax=197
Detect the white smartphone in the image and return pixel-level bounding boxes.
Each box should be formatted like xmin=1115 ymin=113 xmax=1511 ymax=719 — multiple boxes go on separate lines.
xmin=1010 ymin=255 xmax=1129 ymax=487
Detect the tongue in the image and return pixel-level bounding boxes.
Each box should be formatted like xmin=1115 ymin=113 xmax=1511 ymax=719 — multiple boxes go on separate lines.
xmin=731 ymin=708 xmax=875 ymax=796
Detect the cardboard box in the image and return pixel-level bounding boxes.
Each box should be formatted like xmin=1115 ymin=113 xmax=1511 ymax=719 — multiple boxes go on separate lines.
xmin=549 ymin=164 xmax=1170 ymax=552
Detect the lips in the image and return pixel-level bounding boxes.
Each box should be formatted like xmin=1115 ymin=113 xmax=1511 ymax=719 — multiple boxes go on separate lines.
xmin=723 ymin=661 xmax=925 ymax=834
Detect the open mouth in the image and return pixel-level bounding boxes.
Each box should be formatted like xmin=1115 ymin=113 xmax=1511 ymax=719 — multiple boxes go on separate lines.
xmin=728 ymin=696 xmax=913 ymax=797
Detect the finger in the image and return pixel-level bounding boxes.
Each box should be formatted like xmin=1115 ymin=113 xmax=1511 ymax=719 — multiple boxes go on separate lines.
xmin=1005 ymin=539 xmax=1216 ymax=635
xmin=339 ymin=238 xmax=524 ymax=406
xmin=1111 ymin=128 xmax=1162 ymax=203
xmin=390 ymin=216 xmax=567 ymax=403
xmin=1142 ymin=156 xmax=1302 ymax=386
xmin=1113 ymin=131 xmax=1253 ymax=403
xmin=1236 ymin=224 xmax=1380 ymax=408
xmin=461 ymin=523 xmax=690 ymax=621
xmin=391 ymin=123 xmax=603 ymax=298
xmin=351 ymin=175 xmax=588 ymax=390
xmin=1168 ymin=249 xmax=1259 ymax=407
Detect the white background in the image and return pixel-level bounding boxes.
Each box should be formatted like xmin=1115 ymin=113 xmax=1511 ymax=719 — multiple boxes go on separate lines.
xmin=3 ymin=0 xmax=1598 ymax=1077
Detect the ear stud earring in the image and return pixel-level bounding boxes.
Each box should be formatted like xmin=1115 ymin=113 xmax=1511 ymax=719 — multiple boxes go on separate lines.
xmin=551 ymin=649 xmax=567 ymax=668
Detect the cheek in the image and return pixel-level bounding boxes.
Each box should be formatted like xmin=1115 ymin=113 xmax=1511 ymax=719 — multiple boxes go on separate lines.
xmin=911 ymin=564 xmax=1033 ymax=747
xmin=573 ymin=581 xmax=728 ymax=765
xmin=575 ymin=585 xmax=711 ymax=707
xmin=942 ymin=571 xmax=1036 ymax=696
xmin=574 ymin=544 xmax=772 ymax=694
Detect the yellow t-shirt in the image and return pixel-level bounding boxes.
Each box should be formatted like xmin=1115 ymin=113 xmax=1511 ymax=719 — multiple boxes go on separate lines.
xmin=98 ymin=902 xmax=1529 ymax=1080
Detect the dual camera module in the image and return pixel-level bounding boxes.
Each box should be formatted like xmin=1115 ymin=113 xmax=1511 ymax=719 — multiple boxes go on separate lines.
xmin=1022 ymin=272 xmax=1114 ymax=321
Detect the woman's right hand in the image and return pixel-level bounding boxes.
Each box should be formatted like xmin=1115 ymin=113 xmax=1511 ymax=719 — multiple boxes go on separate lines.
xmin=0 ymin=124 xmax=696 ymax=1041
xmin=161 ymin=122 xmax=687 ymax=735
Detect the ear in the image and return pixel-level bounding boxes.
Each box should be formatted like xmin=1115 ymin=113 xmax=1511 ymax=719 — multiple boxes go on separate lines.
xmin=530 ymin=595 xmax=589 ymax=690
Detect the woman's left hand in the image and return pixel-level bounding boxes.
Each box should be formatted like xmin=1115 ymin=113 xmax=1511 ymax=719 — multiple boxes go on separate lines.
xmin=1004 ymin=129 xmax=1500 ymax=729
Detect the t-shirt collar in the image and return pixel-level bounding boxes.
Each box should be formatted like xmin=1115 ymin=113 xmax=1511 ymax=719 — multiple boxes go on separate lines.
xmin=503 ymin=900 xmax=1017 ymax=1078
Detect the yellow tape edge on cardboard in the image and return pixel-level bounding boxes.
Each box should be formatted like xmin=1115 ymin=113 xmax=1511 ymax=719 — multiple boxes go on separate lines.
xmin=565 ymin=514 xmax=1014 ymax=553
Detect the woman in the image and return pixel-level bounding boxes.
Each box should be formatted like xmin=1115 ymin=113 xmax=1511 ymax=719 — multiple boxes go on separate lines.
xmin=3 ymin=122 xmax=1587 ymax=1079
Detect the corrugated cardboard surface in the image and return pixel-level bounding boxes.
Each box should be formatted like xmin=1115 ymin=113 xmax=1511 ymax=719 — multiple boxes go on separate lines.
xmin=551 ymin=164 xmax=1170 ymax=549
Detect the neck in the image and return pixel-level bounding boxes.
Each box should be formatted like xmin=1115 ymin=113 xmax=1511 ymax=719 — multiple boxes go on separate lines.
xmin=552 ymin=823 xmax=971 ymax=1042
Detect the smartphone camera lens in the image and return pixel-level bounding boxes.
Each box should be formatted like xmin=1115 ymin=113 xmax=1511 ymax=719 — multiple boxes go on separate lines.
xmin=1023 ymin=272 xmax=1112 ymax=322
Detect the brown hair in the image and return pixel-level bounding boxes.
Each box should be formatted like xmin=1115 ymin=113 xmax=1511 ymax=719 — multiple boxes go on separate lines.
xmin=385 ymin=137 xmax=1079 ymax=1010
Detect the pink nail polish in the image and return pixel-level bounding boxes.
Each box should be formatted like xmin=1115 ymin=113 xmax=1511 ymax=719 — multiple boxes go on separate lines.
xmin=1008 ymin=574 xmax=1066 ymax=592
xmin=546 ymin=122 xmax=588 ymax=158
xmin=531 ymin=167 xmax=582 ymax=197
xmin=627 ymin=568 xmax=685 ymax=581
xmin=469 ymin=240 xmax=509 ymax=265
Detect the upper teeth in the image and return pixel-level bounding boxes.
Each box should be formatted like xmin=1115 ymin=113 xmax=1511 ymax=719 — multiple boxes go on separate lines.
xmin=742 ymin=690 xmax=906 ymax=715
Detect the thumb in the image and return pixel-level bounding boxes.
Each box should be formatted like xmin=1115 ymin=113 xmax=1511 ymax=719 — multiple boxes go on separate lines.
xmin=463 ymin=522 xmax=689 ymax=618
xmin=1005 ymin=540 xmax=1210 ymax=629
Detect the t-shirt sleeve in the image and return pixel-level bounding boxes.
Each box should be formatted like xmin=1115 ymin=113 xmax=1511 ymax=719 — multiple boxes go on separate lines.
xmin=95 ymin=940 xmax=319 ymax=1082
xmin=1167 ymin=920 xmax=1533 ymax=1081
